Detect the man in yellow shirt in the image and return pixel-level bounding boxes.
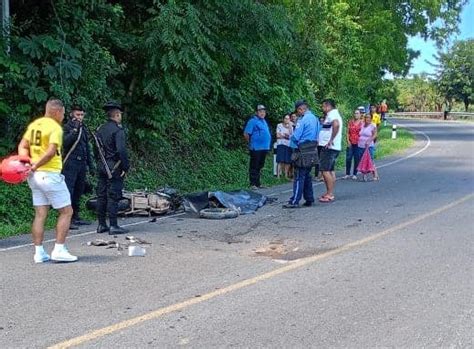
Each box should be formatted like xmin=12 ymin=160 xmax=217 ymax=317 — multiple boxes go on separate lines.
xmin=370 ymin=105 xmax=381 ymax=128
xmin=18 ymin=99 xmax=78 ymax=263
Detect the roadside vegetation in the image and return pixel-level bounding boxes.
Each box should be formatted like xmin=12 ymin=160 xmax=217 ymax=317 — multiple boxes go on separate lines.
xmin=0 ymin=121 xmax=414 ymax=238
xmin=0 ymin=1 xmax=465 ymax=237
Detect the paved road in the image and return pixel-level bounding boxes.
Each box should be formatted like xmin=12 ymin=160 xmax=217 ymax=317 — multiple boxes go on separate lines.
xmin=1 ymin=119 xmax=473 ymax=348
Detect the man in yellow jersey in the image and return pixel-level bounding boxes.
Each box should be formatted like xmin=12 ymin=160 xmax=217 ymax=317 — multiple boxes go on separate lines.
xmin=370 ymin=104 xmax=381 ymax=128
xmin=18 ymin=99 xmax=78 ymax=263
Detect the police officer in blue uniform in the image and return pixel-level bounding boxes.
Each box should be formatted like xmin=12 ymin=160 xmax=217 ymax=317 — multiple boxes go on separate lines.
xmin=95 ymin=101 xmax=130 ymax=235
xmin=244 ymin=104 xmax=272 ymax=190
xmin=283 ymin=100 xmax=320 ymax=208
xmin=62 ymin=105 xmax=94 ymax=228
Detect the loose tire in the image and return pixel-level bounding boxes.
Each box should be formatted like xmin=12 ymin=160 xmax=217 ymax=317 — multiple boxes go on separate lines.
xmin=199 ymin=208 xmax=239 ymax=219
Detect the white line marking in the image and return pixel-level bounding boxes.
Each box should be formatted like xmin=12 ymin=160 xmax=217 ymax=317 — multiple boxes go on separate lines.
xmin=0 ymin=120 xmax=431 ymax=252
xmin=377 ymin=124 xmax=431 ymax=169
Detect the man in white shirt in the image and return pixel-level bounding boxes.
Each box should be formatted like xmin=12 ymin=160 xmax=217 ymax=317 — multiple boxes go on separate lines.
xmin=318 ymin=99 xmax=343 ymax=203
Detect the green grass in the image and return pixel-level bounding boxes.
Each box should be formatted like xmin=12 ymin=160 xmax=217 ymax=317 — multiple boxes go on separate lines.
xmin=0 ymin=124 xmax=413 ymax=239
xmin=374 ymin=124 xmax=415 ymax=160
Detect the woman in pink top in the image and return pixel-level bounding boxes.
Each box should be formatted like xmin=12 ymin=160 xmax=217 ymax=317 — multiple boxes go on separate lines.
xmin=357 ymin=114 xmax=380 ymax=181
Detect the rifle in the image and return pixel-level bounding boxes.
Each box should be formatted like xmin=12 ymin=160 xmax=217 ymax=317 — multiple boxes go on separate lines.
xmin=83 ymin=124 xmax=113 ymax=179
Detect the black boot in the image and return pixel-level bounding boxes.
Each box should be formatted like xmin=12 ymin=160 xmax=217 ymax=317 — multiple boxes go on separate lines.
xmin=97 ymin=224 xmax=110 ymax=234
xmin=109 ymin=225 xmax=128 ymax=235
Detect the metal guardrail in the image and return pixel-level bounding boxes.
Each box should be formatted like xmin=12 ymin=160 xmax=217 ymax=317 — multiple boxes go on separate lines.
xmin=391 ymin=111 xmax=474 ymax=119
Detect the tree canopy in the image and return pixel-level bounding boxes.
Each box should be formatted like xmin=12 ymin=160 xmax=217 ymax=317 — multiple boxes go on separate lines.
xmin=0 ymin=0 xmax=467 ymax=156
xmin=436 ymin=39 xmax=474 ymax=111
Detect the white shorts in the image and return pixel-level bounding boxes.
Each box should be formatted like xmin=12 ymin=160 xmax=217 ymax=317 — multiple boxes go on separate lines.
xmin=27 ymin=171 xmax=71 ymax=209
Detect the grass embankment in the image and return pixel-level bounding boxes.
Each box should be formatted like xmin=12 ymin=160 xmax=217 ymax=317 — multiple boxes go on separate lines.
xmin=0 ymin=123 xmax=414 ymax=238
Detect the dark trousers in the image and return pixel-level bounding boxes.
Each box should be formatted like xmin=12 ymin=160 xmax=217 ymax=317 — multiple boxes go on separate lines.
xmin=249 ymin=150 xmax=267 ymax=187
xmin=63 ymin=159 xmax=87 ymax=220
xmin=96 ymin=171 xmax=124 ymax=226
xmin=345 ymin=144 xmax=360 ymax=176
xmin=289 ymin=167 xmax=314 ymax=205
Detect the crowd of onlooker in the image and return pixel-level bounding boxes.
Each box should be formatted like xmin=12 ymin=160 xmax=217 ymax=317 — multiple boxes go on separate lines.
xmin=273 ymin=102 xmax=385 ymax=182
xmin=243 ymin=99 xmax=387 ymax=207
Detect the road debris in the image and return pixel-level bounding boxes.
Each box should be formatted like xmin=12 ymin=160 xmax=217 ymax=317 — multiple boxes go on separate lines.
xmin=128 ymin=245 xmax=146 ymax=257
xmin=125 ymin=236 xmax=151 ymax=244
xmin=86 ymin=236 xmax=152 ymax=255
xmin=86 ymin=239 xmax=116 ymax=247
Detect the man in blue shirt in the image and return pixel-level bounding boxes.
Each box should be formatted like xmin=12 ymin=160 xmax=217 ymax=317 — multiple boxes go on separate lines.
xmin=283 ymin=100 xmax=320 ymax=208
xmin=244 ymin=104 xmax=271 ymax=189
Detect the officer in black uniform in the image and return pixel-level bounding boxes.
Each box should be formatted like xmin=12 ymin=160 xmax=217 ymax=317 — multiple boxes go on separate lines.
xmin=62 ymin=105 xmax=94 ymax=228
xmin=95 ymin=101 xmax=130 ymax=235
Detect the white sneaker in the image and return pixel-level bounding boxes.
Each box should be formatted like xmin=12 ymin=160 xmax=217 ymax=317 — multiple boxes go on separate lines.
xmin=351 ymin=175 xmax=358 ymax=180
xmin=51 ymin=247 xmax=78 ymax=262
xmin=34 ymin=250 xmax=51 ymax=264
xmin=342 ymin=175 xmax=350 ymax=180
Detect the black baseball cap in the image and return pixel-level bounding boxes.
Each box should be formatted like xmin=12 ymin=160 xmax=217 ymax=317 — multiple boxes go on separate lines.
xmin=103 ymin=100 xmax=123 ymax=112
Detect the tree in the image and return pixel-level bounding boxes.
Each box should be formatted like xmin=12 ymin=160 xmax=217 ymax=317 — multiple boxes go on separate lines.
xmin=394 ymin=75 xmax=444 ymax=112
xmin=0 ymin=0 xmax=468 ymax=157
xmin=436 ymin=39 xmax=474 ymax=111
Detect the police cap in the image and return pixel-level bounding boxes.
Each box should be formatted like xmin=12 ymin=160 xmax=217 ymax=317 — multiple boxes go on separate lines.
xmin=103 ymin=100 xmax=123 ymax=112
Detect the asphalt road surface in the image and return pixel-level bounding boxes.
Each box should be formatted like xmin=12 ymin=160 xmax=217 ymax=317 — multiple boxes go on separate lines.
xmin=1 ymin=118 xmax=473 ymax=348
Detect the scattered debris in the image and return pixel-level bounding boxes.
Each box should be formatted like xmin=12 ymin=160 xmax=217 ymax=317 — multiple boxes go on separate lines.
xmin=87 ymin=239 xmax=116 ymax=247
xmin=125 ymin=236 xmax=151 ymax=244
xmin=87 ymin=236 xmax=152 ymax=256
xmin=128 ymin=245 xmax=146 ymax=257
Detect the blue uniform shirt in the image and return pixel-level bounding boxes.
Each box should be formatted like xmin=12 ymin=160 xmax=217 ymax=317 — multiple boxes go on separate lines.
xmin=290 ymin=110 xmax=320 ymax=148
xmin=244 ymin=116 xmax=271 ymax=151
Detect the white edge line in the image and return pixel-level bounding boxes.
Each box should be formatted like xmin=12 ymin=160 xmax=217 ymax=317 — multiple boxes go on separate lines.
xmin=377 ymin=124 xmax=431 ymax=169
xmin=0 ymin=121 xmax=430 ymax=252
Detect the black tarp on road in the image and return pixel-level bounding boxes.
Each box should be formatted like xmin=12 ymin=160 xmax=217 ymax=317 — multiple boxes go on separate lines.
xmin=183 ymin=190 xmax=267 ymax=215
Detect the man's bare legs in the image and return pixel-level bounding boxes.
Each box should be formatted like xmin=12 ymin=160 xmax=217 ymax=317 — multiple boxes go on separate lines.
xmin=55 ymin=205 xmax=73 ymax=244
xmin=321 ymin=170 xmax=336 ymax=198
xmin=50 ymin=205 xmax=77 ymax=262
xmin=33 ymin=205 xmax=73 ymax=245
xmin=32 ymin=206 xmax=49 ymax=245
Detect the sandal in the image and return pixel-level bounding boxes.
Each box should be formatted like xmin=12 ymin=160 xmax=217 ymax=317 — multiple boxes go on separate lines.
xmin=319 ymin=194 xmax=335 ymax=203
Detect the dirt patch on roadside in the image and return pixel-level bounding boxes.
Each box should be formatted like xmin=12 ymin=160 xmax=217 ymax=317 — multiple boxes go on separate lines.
xmin=252 ymin=239 xmax=337 ymax=261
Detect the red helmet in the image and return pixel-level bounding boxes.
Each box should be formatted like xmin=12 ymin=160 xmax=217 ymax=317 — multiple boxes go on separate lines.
xmin=0 ymin=155 xmax=31 ymax=184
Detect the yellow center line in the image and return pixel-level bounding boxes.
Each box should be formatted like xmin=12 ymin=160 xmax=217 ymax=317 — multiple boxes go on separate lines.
xmin=49 ymin=193 xmax=474 ymax=349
